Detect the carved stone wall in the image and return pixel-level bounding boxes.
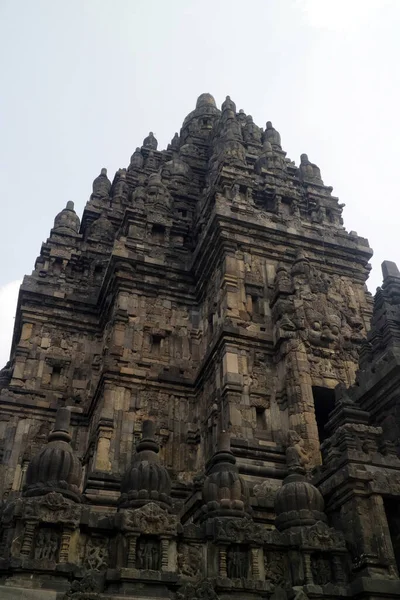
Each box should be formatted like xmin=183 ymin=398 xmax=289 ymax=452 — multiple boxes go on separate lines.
xmin=3 ymin=93 xmax=397 ymax=600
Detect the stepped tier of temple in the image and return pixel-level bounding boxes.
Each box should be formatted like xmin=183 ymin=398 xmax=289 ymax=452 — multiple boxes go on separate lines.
xmin=1 ymin=94 xmax=399 ymax=600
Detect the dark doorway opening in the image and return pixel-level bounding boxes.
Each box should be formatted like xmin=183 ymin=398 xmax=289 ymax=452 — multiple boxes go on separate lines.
xmin=312 ymin=386 xmax=335 ymax=443
xmin=384 ymin=498 xmax=400 ymax=572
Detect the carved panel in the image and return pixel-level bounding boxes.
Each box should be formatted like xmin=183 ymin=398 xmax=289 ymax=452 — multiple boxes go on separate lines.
xmin=84 ymin=536 xmax=109 ymax=570
xmin=227 ymin=544 xmax=249 ymax=578
xmin=136 ymin=536 xmax=160 ymax=570
xmin=177 ymin=543 xmax=203 ymax=577
xmin=34 ymin=528 xmax=60 ymax=561
xmin=264 ymin=550 xmax=289 ymax=585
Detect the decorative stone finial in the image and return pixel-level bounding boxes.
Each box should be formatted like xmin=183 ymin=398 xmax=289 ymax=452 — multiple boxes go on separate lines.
xmin=128 ymin=147 xmax=144 ymax=171
xmin=221 ymin=95 xmax=236 ymax=113
xmin=168 ymin=132 xmax=180 ymax=151
xmin=143 ymin=132 xmax=158 ymax=150
xmin=92 ymin=168 xmax=111 ymax=199
xmin=382 ymin=261 xmax=400 ymax=282
xmin=119 ymin=419 xmax=172 ymax=510
xmin=299 ymin=154 xmax=323 ymax=184
xmin=254 ymin=141 xmax=274 ymax=174
xmin=196 ymin=93 xmax=216 ymax=109
xmin=264 ymin=121 xmax=281 ymax=148
xmin=243 ymin=115 xmax=262 ymax=144
xmin=201 ymin=431 xmax=249 ymax=520
xmin=274 ymin=431 xmax=326 ymax=531
xmin=23 ymin=407 xmax=82 ymax=502
xmin=53 ymin=202 xmax=80 ymax=234
xmin=87 ymin=213 xmax=115 ymax=243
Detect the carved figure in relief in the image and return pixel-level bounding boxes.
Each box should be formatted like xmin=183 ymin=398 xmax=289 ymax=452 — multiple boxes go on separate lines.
xmin=136 ymin=537 xmax=160 ymax=570
xmin=311 ymin=552 xmax=332 ymax=585
xmin=65 ymin=571 xmax=105 ymax=598
xmin=178 ymin=543 xmax=203 ymax=577
xmin=264 ymin=551 xmax=289 ymax=586
xmin=84 ymin=537 xmax=109 ymax=570
xmin=34 ymin=529 xmax=59 ymax=561
xmin=286 ymin=430 xmax=309 ymax=472
xmin=227 ymin=545 xmax=248 ymax=578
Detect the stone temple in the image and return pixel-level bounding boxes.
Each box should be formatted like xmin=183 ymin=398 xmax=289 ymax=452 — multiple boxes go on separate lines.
xmin=1 ymin=93 xmax=400 ymax=600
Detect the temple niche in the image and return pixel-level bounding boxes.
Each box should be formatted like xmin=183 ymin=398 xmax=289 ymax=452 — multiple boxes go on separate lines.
xmin=2 ymin=93 xmax=400 ymax=600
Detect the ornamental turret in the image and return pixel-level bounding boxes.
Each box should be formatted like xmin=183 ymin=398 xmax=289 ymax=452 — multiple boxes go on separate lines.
xmin=91 ymin=167 xmax=111 ymax=200
xmin=263 ymin=121 xmax=281 ymax=149
xmin=23 ymin=407 xmax=82 ymax=503
xmin=274 ymin=431 xmax=326 ymax=531
xmin=142 ymin=131 xmax=158 ymax=150
xmin=201 ymin=432 xmax=250 ymax=520
xmin=53 ymin=201 xmax=80 ymax=234
xmin=119 ymin=420 xmax=172 ymax=510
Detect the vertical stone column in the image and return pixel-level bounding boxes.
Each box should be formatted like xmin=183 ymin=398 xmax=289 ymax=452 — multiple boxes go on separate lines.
xmin=160 ymin=537 xmax=170 ymax=571
xmin=126 ymin=534 xmax=138 ymax=568
xmin=285 ymin=341 xmax=320 ymax=465
xmin=59 ymin=526 xmax=73 ymax=563
xmin=340 ymin=494 xmax=398 ymax=578
xmin=20 ymin=521 xmax=36 ymax=558
xmin=370 ymin=494 xmax=398 ymax=578
xmin=251 ymin=547 xmax=261 ymax=579
xmin=94 ymin=422 xmax=114 ymax=472
xmin=303 ymin=552 xmax=313 ymax=584
xmin=219 ymin=545 xmax=228 ymax=577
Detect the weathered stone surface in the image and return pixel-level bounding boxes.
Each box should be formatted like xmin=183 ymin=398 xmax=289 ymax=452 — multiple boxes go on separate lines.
xmin=2 ymin=93 xmax=399 ymax=599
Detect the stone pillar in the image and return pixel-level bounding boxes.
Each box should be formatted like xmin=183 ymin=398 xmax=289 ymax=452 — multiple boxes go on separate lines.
xmin=340 ymin=494 xmax=398 ymax=578
xmin=20 ymin=521 xmax=36 ymax=558
xmin=251 ymin=547 xmax=261 ymax=579
xmin=303 ymin=552 xmax=313 ymax=584
xmin=285 ymin=341 xmax=320 ymax=465
xmin=59 ymin=526 xmax=73 ymax=563
xmin=160 ymin=537 xmax=170 ymax=571
xmin=94 ymin=424 xmax=113 ymax=472
xmin=126 ymin=534 xmax=139 ymax=568
xmin=219 ymin=545 xmax=228 ymax=578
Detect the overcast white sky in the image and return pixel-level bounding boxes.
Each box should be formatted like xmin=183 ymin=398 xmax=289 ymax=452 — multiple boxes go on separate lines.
xmin=1 ymin=0 xmax=399 ymax=368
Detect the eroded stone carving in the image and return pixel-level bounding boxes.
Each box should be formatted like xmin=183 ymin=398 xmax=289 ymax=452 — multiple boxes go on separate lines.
xmin=34 ymin=528 xmax=59 ymax=561
xmin=177 ymin=580 xmax=219 ymax=600
xmin=178 ymin=543 xmax=203 ymax=577
xmin=136 ymin=537 xmax=160 ymax=570
xmin=84 ymin=537 xmax=109 ymax=571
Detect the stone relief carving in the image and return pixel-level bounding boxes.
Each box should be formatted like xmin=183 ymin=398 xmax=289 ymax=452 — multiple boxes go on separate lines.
xmin=136 ymin=537 xmax=160 ymax=570
xmin=303 ymin=521 xmax=346 ymax=550
xmin=264 ymin=550 xmax=289 ymax=586
xmin=311 ymin=552 xmax=332 ymax=585
xmin=227 ymin=544 xmax=249 ymax=578
xmin=64 ymin=570 xmax=106 ymax=599
xmin=271 ymin=256 xmax=367 ymax=374
xmin=121 ymin=501 xmax=177 ymax=535
xmin=177 ymin=580 xmax=219 ymax=600
xmin=253 ymin=480 xmax=280 ymax=505
xmin=84 ymin=537 xmax=109 ymax=571
xmin=178 ymin=543 xmax=203 ymax=577
xmin=22 ymin=492 xmax=81 ymax=526
xmin=34 ymin=528 xmax=59 ymax=561
xmin=212 ymin=517 xmax=265 ymax=544
xmin=286 ymin=430 xmax=310 ymax=472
